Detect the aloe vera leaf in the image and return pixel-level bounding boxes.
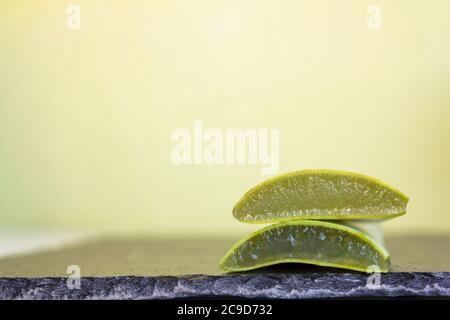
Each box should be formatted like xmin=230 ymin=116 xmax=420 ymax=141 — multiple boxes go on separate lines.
xmin=220 ymin=220 xmax=390 ymax=273
xmin=233 ymin=169 xmax=408 ymax=223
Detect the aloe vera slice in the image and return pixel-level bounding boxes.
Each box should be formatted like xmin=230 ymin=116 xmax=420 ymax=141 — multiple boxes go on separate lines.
xmin=233 ymin=169 xmax=408 ymax=223
xmin=220 ymin=220 xmax=390 ymax=273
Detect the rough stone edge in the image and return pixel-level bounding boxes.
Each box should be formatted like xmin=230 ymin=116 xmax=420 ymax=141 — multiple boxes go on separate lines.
xmin=1 ymin=272 xmax=449 ymax=300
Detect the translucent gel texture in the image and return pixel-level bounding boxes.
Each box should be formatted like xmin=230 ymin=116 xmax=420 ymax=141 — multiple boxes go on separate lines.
xmin=220 ymin=221 xmax=390 ymax=273
xmin=233 ymin=170 xmax=408 ymax=223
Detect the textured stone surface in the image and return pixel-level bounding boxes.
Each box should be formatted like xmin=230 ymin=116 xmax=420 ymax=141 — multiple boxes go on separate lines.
xmin=1 ymin=273 xmax=450 ymax=299
xmin=1 ymin=235 xmax=450 ymax=299
xmin=1 ymin=235 xmax=450 ymax=277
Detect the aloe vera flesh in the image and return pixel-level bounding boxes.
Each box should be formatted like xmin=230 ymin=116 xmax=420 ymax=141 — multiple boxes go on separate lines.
xmin=220 ymin=221 xmax=390 ymax=273
xmin=233 ymin=169 xmax=409 ymax=223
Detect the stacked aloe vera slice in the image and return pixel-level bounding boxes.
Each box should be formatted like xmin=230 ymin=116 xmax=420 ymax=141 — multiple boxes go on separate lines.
xmin=220 ymin=170 xmax=409 ymax=273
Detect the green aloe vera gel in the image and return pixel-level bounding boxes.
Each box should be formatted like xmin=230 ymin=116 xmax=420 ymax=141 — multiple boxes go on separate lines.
xmin=221 ymin=169 xmax=408 ymax=273
xmin=233 ymin=169 xmax=408 ymax=224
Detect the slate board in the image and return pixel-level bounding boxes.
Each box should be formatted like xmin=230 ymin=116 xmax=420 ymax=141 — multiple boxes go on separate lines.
xmin=0 ymin=235 xmax=449 ymax=299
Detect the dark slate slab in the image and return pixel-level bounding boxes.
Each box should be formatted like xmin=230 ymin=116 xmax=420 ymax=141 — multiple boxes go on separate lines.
xmin=0 ymin=235 xmax=449 ymax=299
xmin=1 ymin=273 xmax=450 ymax=299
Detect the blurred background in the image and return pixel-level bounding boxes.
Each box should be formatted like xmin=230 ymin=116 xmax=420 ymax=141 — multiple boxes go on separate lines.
xmin=1 ymin=0 xmax=450 ymax=254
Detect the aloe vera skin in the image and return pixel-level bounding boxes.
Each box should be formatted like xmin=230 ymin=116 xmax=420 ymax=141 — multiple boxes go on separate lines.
xmin=220 ymin=220 xmax=390 ymax=273
xmin=233 ymin=169 xmax=409 ymax=223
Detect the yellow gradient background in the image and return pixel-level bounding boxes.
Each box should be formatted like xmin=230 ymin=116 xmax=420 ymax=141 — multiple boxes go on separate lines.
xmin=1 ymin=1 xmax=450 ymax=236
